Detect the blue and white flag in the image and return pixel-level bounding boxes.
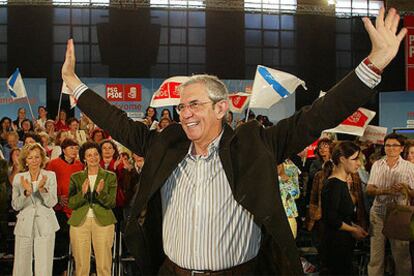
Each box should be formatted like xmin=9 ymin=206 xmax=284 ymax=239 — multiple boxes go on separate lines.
xmin=249 ymin=65 xmax=306 ymax=109
xmin=6 ymin=68 xmax=27 ymax=100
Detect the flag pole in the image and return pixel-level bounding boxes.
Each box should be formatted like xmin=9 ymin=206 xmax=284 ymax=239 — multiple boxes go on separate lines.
xmin=57 ymin=89 xmax=63 ymax=122
xmin=245 ymin=106 xmax=251 ymax=123
xmin=25 ymin=96 xmax=36 ymax=122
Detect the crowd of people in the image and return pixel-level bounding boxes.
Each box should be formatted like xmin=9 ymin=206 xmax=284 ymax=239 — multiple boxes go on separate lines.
xmin=1 ymin=103 xmax=414 ymax=275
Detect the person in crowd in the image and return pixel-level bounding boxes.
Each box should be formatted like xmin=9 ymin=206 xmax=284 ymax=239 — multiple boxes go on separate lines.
xmin=46 ymin=138 xmax=83 ymax=275
xmin=38 ymin=132 xmax=53 ymax=157
xmin=63 ymin=117 xmax=88 ymax=145
xmin=277 ymin=159 xmax=300 ymax=238
xmin=0 ymin=156 xmax=9 ymax=258
xmin=79 ymin=113 xmax=95 ymax=135
xmin=50 ymin=131 xmax=67 ymax=160
xmin=307 ymin=138 xmax=333 ymax=209
xmin=404 ymin=139 xmax=414 ymax=163
xmin=99 ymin=139 xmax=126 ymax=214
xmin=68 ymin=142 xmax=117 ymax=276
xmin=13 ymin=108 xmax=26 ymax=130
xmin=3 ymin=132 xmax=23 ymax=161
xmin=121 ymin=152 xmax=144 ymax=220
xmin=256 ymin=115 xmax=273 ymax=128
xmin=226 ymin=111 xmax=234 ymax=128
xmin=308 ymin=155 xmax=368 ymax=229
xmin=157 ymin=117 xmax=172 ymax=132
xmin=55 ymin=109 xmax=69 ymax=132
xmin=17 ymin=119 xmax=34 ymax=141
xmin=160 ymin=108 xmax=172 ymax=121
xmin=403 ymin=140 xmax=414 ymax=275
xmin=45 ymin=119 xmax=57 ymax=142
xmin=8 ymin=148 xmax=21 ymax=185
xmin=144 ymin=106 xmax=158 ymax=126
xmin=321 ymin=141 xmax=368 ymax=275
xmin=91 ymin=128 xmax=106 ymax=144
xmin=23 ymin=132 xmax=41 ymax=145
xmin=367 ymin=133 xmax=414 ymax=275
xmin=61 ymin=8 xmax=406 ymax=274
xmin=35 ymin=106 xmax=48 ymax=131
xmin=309 ymin=138 xmax=333 ymax=180
xmin=11 ymin=143 xmax=59 ymax=276
xmin=0 ymin=117 xmax=12 ymax=146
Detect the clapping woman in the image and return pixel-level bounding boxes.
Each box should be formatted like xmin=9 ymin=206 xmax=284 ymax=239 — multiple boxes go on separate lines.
xmin=11 ymin=143 xmax=59 ymax=276
xmin=68 ymin=142 xmax=117 ymax=276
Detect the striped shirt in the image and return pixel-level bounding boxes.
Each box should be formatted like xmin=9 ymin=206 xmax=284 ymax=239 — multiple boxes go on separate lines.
xmin=161 ymin=132 xmax=261 ymax=270
xmin=368 ymin=156 xmax=414 ymax=217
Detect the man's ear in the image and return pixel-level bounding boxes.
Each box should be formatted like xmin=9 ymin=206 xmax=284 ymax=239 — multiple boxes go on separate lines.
xmin=214 ymin=100 xmax=229 ymax=120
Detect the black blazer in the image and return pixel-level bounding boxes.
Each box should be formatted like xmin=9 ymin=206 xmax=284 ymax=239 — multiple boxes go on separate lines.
xmin=77 ymin=71 xmax=375 ymax=275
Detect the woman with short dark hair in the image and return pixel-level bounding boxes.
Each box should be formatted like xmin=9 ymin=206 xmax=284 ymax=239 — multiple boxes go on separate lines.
xmin=68 ymin=141 xmax=117 ymax=276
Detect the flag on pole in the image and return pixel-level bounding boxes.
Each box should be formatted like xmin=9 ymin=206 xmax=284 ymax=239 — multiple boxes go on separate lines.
xmin=6 ymin=68 xmax=27 ymax=100
xmin=61 ymin=82 xmax=77 ymax=109
xmin=249 ymin=65 xmax=307 ymax=109
xmin=150 ymin=76 xmax=190 ymax=108
xmin=228 ymin=92 xmax=250 ymax=113
xmin=324 ymin=108 xmax=376 ymax=137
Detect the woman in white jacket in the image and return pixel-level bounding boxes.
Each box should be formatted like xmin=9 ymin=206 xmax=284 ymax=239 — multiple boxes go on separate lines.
xmin=12 ymin=143 xmax=59 ymax=276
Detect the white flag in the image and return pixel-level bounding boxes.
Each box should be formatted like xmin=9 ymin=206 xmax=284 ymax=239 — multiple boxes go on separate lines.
xmin=228 ymin=92 xmax=250 ymax=113
xmin=249 ymin=65 xmax=306 ymax=109
xmin=6 ymin=68 xmax=27 ymax=100
xmin=324 ymin=108 xmax=376 ymax=137
xmin=150 ymin=76 xmax=190 ymax=108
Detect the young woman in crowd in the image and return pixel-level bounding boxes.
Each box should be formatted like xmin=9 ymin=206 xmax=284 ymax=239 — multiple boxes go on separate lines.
xmin=321 ymin=141 xmax=368 ymax=275
xmin=99 ymin=139 xmax=125 ymax=209
xmin=45 ymin=119 xmax=57 ymax=142
xmin=157 ymin=117 xmax=172 ymax=132
xmin=68 ymin=142 xmax=117 ymax=276
xmin=160 ymin=108 xmax=172 ymax=120
xmin=13 ymin=108 xmax=26 ymax=130
xmin=143 ymin=106 xmax=158 ymax=128
xmin=63 ymin=117 xmax=88 ymax=145
xmin=11 ymin=143 xmax=59 ymax=276
xmin=35 ymin=106 xmax=48 ymax=131
xmin=0 ymin=117 xmax=12 ymax=146
xmin=91 ymin=128 xmax=106 ymax=144
xmin=17 ymin=119 xmax=34 ymax=141
xmin=54 ymin=109 xmax=69 ymax=132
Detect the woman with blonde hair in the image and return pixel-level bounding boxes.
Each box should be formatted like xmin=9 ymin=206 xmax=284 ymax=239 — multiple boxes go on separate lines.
xmin=11 ymin=143 xmax=59 ymax=276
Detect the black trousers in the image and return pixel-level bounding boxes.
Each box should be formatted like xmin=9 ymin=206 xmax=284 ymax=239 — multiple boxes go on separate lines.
xmin=53 ymin=211 xmax=70 ymax=274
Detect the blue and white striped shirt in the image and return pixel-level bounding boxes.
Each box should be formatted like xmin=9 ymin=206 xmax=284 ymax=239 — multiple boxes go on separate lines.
xmin=161 ymin=131 xmax=261 ymax=270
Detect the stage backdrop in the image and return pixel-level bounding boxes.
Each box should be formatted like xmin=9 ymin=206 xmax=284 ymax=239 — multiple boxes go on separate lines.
xmin=75 ymin=78 xmax=296 ymax=124
xmin=0 ymin=78 xmax=47 ymax=120
xmin=379 ymin=91 xmax=414 ymax=132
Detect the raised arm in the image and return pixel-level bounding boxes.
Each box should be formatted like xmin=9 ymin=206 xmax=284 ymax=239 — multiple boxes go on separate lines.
xmin=265 ymin=8 xmax=407 ymax=163
xmin=61 ymin=39 xmax=150 ymax=155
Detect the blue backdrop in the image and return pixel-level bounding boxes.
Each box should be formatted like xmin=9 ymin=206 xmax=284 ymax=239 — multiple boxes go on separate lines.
xmin=0 ymin=78 xmax=47 ymax=120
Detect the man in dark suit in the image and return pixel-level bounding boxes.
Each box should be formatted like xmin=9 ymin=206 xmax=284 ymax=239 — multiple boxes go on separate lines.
xmin=61 ymin=8 xmax=406 ymax=275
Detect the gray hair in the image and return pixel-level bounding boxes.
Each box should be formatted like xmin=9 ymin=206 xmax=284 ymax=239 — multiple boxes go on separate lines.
xmin=178 ymin=74 xmax=229 ymax=103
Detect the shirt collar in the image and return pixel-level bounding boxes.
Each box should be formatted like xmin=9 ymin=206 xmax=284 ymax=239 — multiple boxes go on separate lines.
xmin=187 ymin=129 xmax=224 ymax=160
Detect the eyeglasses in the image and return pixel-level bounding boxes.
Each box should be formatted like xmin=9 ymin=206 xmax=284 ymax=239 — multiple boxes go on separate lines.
xmin=384 ymin=144 xmax=402 ymax=148
xmin=176 ymin=101 xmax=213 ymax=114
